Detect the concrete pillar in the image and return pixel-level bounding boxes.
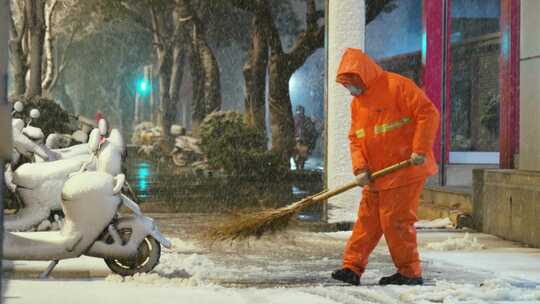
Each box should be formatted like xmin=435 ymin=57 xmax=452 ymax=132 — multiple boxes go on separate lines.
xmin=326 ymin=0 xmax=365 ymax=223
xmin=519 ymin=0 xmax=540 ymax=170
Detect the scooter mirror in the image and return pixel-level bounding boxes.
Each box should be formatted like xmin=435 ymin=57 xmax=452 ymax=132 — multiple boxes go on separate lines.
xmin=98 ymin=118 xmax=108 ymax=136
xmin=30 ymin=109 xmax=40 ymax=119
xmin=13 ymin=101 xmax=24 ymax=113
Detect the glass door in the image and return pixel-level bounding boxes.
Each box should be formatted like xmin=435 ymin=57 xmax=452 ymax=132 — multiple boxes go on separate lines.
xmin=449 ymin=0 xmax=501 ymax=164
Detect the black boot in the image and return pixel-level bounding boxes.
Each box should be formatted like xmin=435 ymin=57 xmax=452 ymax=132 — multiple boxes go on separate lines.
xmin=379 ymin=273 xmax=423 ymax=286
xmin=331 ymin=268 xmax=360 ymax=286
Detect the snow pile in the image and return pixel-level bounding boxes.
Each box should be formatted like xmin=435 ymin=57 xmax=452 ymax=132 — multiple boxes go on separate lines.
xmin=105 ymin=253 xmax=213 ymax=286
xmin=169 ymin=237 xmax=201 ymax=252
xmin=321 ymin=231 xmax=352 ymax=240
xmin=425 ymin=233 xmax=486 ymax=251
xmin=106 ymin=238 xmax=219 ymax=286
xmin=415 ymin=217 xmax=454 ymax=229
xmin=170 ymin=124 xmax=185 ymax=136
xmin=399 ymin=279 xmax=540 ymax=303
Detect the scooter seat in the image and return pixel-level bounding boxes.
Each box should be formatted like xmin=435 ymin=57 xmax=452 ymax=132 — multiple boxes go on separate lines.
xmin=45 ymin=143 xmax=90 ymax=161
xmin=13 ymin=156 xmax=88 ymax=189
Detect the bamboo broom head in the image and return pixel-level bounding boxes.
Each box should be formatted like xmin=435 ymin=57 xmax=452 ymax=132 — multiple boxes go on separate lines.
xmin=206 ymin=196 xmax=318 ymax=242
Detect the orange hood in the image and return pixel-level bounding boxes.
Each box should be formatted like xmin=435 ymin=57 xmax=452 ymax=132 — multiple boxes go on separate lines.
xmin=336 ymin=48 xmax=384 ymax=89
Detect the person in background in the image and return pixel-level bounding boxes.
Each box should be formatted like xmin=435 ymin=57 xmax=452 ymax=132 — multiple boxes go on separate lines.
xmin=293 ymin=105 xmax=318 ymax=170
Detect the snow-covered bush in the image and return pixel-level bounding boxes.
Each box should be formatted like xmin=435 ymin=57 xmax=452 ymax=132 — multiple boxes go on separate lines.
xmin=10 ymin=96 xmax=74 ymax=137
xmin=199 ymin=111 xmax=286 ymax=179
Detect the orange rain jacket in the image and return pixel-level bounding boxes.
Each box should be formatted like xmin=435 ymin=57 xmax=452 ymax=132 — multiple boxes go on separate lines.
xmin=337 ymin=48 xmax=440 ymax=190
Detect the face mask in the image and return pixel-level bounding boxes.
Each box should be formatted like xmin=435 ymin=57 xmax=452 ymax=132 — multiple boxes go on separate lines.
xmin=344 ymin=84 xmax=363 ymax=96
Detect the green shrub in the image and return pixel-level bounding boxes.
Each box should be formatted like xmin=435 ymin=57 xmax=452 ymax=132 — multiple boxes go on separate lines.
xmin=199 ymin=111 xmax=286 ymax=180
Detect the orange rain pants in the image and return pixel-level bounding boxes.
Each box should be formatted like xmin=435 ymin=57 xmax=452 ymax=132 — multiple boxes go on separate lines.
xmin=342 ymin=180 xmax=425 ymax=278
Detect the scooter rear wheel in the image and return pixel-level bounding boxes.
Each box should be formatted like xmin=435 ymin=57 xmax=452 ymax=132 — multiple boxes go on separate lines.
xmin=104 ymin=233 xmax=161 ymax=276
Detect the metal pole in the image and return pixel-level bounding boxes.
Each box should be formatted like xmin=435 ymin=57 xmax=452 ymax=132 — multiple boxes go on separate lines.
xmin=0 ymin=0 xmax=12 ymax=299
xmin=144 ymin=65 xmax=152 ymax=123
xmin=322 ymin=0 xmax=329 ymax=223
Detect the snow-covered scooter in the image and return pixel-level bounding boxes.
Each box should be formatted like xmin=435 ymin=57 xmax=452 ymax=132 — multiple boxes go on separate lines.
xmin=5 ymin=115 xmax=122 ymax=231
xmin=3 ymin=141 xmax=172 ymax=276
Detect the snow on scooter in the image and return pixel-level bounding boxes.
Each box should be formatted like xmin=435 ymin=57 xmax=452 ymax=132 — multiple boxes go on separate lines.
xmin=4 ymin=116 xmax=122 ymax=231
xmin=3 ymin=170 xmax=172 ymax=277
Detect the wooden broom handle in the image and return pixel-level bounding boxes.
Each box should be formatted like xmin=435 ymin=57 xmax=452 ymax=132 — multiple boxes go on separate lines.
xmin=311 ymin=159 xmax=413 ymax=202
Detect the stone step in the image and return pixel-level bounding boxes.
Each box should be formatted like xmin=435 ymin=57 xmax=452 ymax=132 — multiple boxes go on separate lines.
xmin=419 ymin=185 xmax=473 ymax=228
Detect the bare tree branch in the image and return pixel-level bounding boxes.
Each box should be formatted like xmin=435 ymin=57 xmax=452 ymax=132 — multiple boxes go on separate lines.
xmin=366 ymin=0 xmax=397 ymax=24
xmin=287 ymin=25 xmax=323 ymax=73
xmin=42 ymin=0 xmax=59 ymax=91
xmin=48 ymin=24 xmax=77 ymax=92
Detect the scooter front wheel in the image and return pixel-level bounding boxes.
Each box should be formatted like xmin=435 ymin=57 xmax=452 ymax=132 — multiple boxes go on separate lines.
xmin=104 ymin=235 xmax=161 ymax=276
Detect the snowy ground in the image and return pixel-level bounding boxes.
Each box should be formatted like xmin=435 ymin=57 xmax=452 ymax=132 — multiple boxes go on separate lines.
xmin=4 ymin=214 xmax=540 ymax=304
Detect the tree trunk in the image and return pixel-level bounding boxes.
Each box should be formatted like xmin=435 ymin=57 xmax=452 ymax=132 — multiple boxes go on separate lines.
xmin=157 ymin=48 xmax=173 ymax=140
xmin=197 ymin=37 xmax=221 ymax=115
xmin=150 ymin=6 xmax=176 ymax=143
xmin=177 ymin=0 xmax=221 ymax=133
xmin=190 ymin=29 xmax=221 ymax=133
xmin=243 ymin=12 xmax=268 ymax=131
xmin=25 ymin=0 xmax=46 ymax=98
xmin=189 ymin=43 xmax=204 ymax=131
xmin=162 ymin=45 xmax=186 ymax=140
xmin=9 ymin=10 xmax=27 ymax=96
xmin=268 ymin=55 xmax=295 ymax=161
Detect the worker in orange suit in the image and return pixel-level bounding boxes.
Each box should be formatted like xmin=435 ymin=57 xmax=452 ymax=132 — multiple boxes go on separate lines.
xmin=331 ymin=48 xmax=440 ymax=286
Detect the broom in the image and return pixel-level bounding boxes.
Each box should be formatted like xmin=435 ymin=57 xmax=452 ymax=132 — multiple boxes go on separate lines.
xmin=207 ymin=159 xmax=413 ymax=241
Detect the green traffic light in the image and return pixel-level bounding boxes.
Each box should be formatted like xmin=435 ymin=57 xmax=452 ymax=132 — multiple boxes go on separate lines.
xmin=137 ymin=79 xmax=150 ymax=95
